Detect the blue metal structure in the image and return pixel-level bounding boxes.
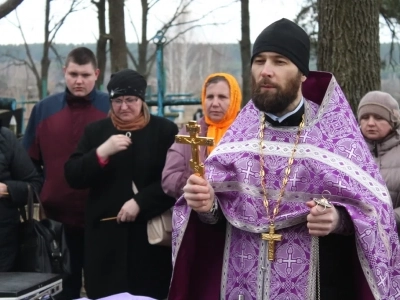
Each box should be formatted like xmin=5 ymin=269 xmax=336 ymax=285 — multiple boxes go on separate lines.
xmin=0 ymin=97 xmax=24 ymax=136
xmin=153 ymin=31 xmax=167 ymax=116
xmin=149 ymin=31 xmax=201 ymax=118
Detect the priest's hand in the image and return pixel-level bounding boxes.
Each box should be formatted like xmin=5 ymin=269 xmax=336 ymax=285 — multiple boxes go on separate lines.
xmin=183 ymin=174 xmax=215 ymax=212
xmin=305 ymin=201 xmax=340 ymax=236
xmin=117 ymin=199 xmax=140 ymax=223
xmin=96 ymin=134 xmax=132 ymax=160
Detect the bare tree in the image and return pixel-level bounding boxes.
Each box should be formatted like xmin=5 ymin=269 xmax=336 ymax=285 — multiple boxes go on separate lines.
xmin=126 ymin=0 xmax=231 ymax=79
xmin=92 ymin=0 xmax=108 ymax=88
xmin=318 ymin=0 xmax=381 ymax=113
xmin=296 ymin=0 xmax=400 ymax=63
xmin=239 ymin=0 xmax=251 ymax=106
xmin=380 ymin=0 xmax=400 ymax=67
xmin=4 ymin=0 xmax=83 ymax=98
xmin=0 ymin=0 xmax=24 ymax=19
xmin=108 ymin=0 xmax=127 ymax=72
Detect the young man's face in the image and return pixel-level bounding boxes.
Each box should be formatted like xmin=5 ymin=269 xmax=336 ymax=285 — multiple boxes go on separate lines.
xmin=63 ymin=62 xmax=100 ymax=97
xmin=251 ymin=52 xmax=305 ymax=114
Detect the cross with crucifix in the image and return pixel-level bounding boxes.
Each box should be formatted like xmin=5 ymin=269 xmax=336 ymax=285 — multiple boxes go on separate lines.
xmin=261 ymin=224 xmax=282 ymax=261
xmin=175 ymin=120 xmax=214 ymax=177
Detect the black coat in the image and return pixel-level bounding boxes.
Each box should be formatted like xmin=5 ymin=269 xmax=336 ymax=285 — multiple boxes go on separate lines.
xmin=0 ymin=127 xmax=42 ymax=271
xmin=64 ymin=116 xmax=178 ymax=299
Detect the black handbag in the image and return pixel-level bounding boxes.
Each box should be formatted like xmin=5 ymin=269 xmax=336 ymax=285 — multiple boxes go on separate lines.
xmin=16 ymin=184 xmax=71 ymax=274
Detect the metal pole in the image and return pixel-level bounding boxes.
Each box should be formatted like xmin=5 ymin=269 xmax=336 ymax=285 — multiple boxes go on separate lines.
xmin=153 ymin=31 xmax=167 ymax=117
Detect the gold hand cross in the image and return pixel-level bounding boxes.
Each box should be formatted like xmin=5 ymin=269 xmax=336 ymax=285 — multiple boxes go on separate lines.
xmin=175 ymin=121 xmax=214 ymax=177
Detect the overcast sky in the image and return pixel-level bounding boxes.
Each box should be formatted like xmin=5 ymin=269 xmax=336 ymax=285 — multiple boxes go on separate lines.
xmin=0 ymin=0 xmax=395 ymax=45
xmin=0 ymin=0 xmax=307 ymax=45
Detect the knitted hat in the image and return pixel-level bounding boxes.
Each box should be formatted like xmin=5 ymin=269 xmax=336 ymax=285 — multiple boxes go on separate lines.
xmin=251 ymin=18 xmax=310 ymax=76
xmin=107 ymin=69 xmax=147 ymax=101
xmin=357 ymin=91 xmax=400 ymax=128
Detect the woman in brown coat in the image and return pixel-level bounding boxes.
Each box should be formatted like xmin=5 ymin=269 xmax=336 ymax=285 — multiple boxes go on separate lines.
xmin=358 ymin=91 xmax=400 ymax=232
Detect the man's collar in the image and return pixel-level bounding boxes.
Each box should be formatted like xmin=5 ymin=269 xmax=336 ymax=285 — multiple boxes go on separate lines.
xmin=265 ymin=97 xmax=304 ymax=123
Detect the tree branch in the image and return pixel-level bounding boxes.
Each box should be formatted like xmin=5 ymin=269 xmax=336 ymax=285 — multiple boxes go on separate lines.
xmin=50 ymin=44 xmax=64 ymax=67
xmin=127 ymin=47 xmax=139 ymax=69
xmin=145 ymin=53 xmax=156 ymax=78
xmin=0 ymin=0 xmax=24 ymax=19
xmin=164 ymin=22 xmax=227 ymax=46
xmin=49 ymin=0 xmax=84 ymax=44
xmin=126 ymin=6 xmax=141 ymax=46
xmin=13 ymin=10 xmax=41 ymax=84
xmin=154 ymin=0 xmax=232 ymax=41
xmin=381 ymin=13 xmax=399 ymax=69
xmin=148 ymin=0 xmax=161 ymax=10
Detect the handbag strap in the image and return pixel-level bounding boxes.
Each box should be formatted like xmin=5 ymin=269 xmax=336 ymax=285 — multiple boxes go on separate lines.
xmin=19 ymin=184 xmax=36 ymax=222
xmin=27 ymin=184 xmax=34 ymax=221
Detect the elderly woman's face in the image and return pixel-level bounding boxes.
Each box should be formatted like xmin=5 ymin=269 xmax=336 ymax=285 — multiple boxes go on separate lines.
xmin=111 ymin=95 xmax=143 ymax=121
xmin=360 ymin=113 xmax=392 ymax=140
xmin=205 ymin=81 xmax=231 ymax=122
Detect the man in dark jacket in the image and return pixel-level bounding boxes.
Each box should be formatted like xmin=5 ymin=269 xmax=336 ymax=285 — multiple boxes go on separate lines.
xmin=22 ymin=47 xmax=110 ymax=299
xmin=0 ymin=127 xmax=42 ymax=272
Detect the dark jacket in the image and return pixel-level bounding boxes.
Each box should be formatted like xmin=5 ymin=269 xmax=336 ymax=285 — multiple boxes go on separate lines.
xmin=22 ymin=89 xmax=109 ymax=227
xmin=64 ymin=116 xmax=178 ymax=299
xmin=0 ymin=127 xmax=42 ymax=271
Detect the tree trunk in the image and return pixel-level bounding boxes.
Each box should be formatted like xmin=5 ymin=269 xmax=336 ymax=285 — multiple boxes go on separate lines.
xmin=108 ymin=0 xmax=127 ymax=72
xmin=94 ymin=0 xmax=107 ymax=89
xmin=239 ymin=0 xmax=251 ymax=106
xmin=138 ymin=0 xmax=149 ymax=77
xmin=39 ymin=0 xmax=51 ymax=99
xmin=317 ymin=0 xmax=381 ymax=113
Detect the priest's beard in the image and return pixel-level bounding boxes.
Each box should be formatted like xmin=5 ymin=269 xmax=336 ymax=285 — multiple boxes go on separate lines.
xmin=252 ymin=72 xmax=302 ymax=114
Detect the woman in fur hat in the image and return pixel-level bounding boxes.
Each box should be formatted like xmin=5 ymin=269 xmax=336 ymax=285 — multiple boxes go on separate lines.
xmin=358 ymin=91 xmax=400 ymax=233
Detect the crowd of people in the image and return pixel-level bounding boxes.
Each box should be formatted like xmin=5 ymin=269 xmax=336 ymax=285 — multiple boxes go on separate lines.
xmin=0 ymin=18 xmax=400 ymax=300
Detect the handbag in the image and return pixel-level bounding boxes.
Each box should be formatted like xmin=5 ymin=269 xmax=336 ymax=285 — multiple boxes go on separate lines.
xmin=16 ymin=184 xmax=71 ymax=274
xmin=131 ymin=181 xmax=172 ymax=247
xmin=147 ymin=209 xmax=173 ymax=247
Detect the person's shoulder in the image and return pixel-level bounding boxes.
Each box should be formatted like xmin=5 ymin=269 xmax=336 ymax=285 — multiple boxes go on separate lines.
xmin=93 ymin=90 xmax=109 ymax=100
xmin=304 ymin=98 xmax=319 ymax=108
xmin=151 ymin=115 xmax=177 ymax=127
xmin=28 ymin=92 xmax=67 ymax=124
xmin=91 ymin=90 xmax=110 ymax=113
xmin=149 ymin=115 xmax=178 ymax=136
xmin=85 ymin=117 xmax=112 ymax=133
xmin=35 ymin=92 xmax=65 ymax=109
xmin=0 ymin=127 xmax=16 ymax=141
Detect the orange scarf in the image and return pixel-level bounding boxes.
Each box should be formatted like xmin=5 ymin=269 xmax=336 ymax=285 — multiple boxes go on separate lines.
xmin=201 ymin=73 xmax=242 ymax=153
xmin=110 ymin=102 xmax=150 ymax=131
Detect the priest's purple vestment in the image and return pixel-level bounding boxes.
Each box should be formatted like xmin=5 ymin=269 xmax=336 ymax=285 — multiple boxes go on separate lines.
xmin=169 ymin=72 xmax=400 ymax=300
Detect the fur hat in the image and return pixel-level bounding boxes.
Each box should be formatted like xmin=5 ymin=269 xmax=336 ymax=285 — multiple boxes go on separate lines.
xmin=357 ymin=91 xmax=400 ymax=128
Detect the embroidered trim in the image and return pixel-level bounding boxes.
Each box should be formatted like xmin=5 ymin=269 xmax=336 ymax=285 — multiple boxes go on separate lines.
xmin=209 ymin=140 xmax=390 ymax=205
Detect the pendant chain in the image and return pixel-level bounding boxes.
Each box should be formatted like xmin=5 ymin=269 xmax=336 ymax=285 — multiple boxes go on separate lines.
xmin=258 ymin=113 xmax=305 ymax=225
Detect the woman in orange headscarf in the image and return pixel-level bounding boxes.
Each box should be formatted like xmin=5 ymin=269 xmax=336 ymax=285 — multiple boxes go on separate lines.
xmin=162 ymin=72 xmax=242 ymax=199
